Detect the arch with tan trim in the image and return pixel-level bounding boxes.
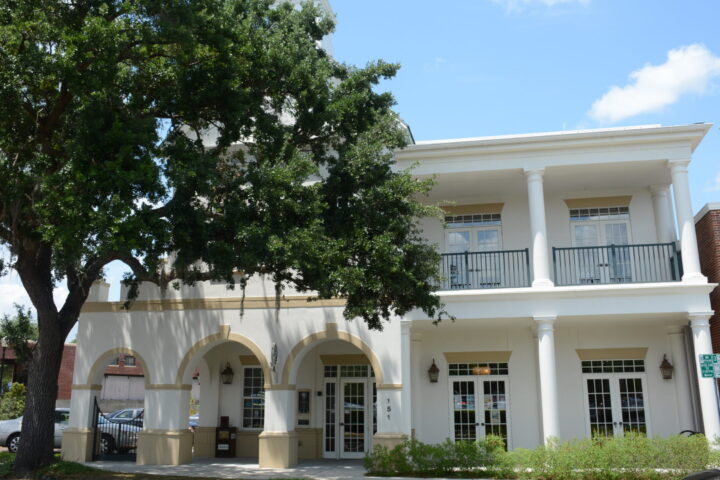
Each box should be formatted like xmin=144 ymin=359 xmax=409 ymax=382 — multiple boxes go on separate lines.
xmin=175 ymin=325 xmax=272 ymax=387
xmin=281 ymin=327 xmax=386 ymax=386
xmin=87 ymin=347 xmax=151 ymax=387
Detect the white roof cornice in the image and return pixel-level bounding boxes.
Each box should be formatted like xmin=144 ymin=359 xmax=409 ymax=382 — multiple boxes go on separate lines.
xmin=397 ymin=123 xmax=712 ymax=162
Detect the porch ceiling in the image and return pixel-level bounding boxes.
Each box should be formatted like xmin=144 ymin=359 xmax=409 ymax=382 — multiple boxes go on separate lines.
xmin=422 ymin=160 xmax=670 ymax=204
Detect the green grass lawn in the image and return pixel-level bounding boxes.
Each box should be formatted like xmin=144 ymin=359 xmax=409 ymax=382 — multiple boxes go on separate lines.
xmin=0 ymin=453 xmax=306 ymax=480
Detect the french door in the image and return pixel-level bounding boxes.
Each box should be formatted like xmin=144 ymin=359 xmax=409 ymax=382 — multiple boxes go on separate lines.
xmin=450 ymin=376 xmax=510 ymax=447
xmin=324 ymin=378 xmax=376 ymax=459
xmin=572 ymin=221 xmax=631 ymax=284
xmin=446 ymin=227 xmax=503 ymax=288
xmin=583 ymin=374 xmax=649 ymax=437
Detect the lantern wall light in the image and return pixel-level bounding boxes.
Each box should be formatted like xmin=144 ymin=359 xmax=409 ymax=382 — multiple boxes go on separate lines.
xmin=428 ymin=359 xmax=439 ymax=383
xmin=659 ymin=355 xmax=674 ymax=380
xmin=221 ymin=362 xmax=235 ymax=385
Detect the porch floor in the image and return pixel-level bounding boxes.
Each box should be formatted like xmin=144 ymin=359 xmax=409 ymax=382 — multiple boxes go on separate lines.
xmin=89 ymin=458 xmax=372 ymax=480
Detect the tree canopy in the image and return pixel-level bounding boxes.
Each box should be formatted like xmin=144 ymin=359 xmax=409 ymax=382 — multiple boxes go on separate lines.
xmin=0 ymin=0 xmax=445 ymax=470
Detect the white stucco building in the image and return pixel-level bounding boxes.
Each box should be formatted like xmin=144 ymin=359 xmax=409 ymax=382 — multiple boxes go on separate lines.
xmin=61 ymin=122 xmax=720 ymax=467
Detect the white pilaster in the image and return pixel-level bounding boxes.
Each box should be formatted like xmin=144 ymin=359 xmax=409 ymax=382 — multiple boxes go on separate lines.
xmin=263 ymin=388 xmax=296 ymax=432
xmin=400 ymin=321 xmax=412 ymax=437
xmin=667 ymin=326 xmax=695 ymax=432
xmin=144 ymin=387 xmax=191 ymax=430
xmin=197 ymin=360 xmax=219 ymax=428
xmin=670 ymin=161 xmax=706 ymax=283
xmin=68 ymin=386 xmax=101 ymax=429
xmin=535 ymin=315 xmax=560 ymax=443
xmin=525 ymin=169 xmax=554 ymax=287
xmin=375 ymin=387 xmax=404 ymax=434
xmin=689 ymin=313 xmax=720 ymax=442
xmin=650 ymin=185 xmax=675 ymax=244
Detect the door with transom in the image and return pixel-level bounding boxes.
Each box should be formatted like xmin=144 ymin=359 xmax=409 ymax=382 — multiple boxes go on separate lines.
xmin=572 ymin=216 xmax=631 ymax=284
xmin=323 ymin=367 xmax=376 ymax=459
xmin=446 ymin=227 xmax=503 ymax=288
xmin=450 ymin=376 xmax=510 ymax=447
xmin=583 ymin=374 xmax=649 ymax=437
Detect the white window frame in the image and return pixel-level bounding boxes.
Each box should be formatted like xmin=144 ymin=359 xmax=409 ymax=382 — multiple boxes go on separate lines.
xmin=569 ymin=207 xmax=632 ymax=247
xmin=241 ymin=366 xmax=265 ymax=430
xmin=581 ymin=372 xmax=651 ymax=438
xmin=447 ymin=374 xmax=512 ymax=449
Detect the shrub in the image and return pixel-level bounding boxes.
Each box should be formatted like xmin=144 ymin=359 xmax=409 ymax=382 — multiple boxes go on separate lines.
xmin=0 ymin=383 xmax=26 ymax=421
xmin=365 ymin=434 xmax=710 ymax=479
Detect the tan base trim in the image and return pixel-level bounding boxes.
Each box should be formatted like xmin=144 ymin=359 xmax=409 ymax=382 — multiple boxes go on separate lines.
xmin=258 ymin=431 xmax=298 ymax=468
xmin=372 ymin=433 xmax=407 ymax=450
xmin=192 ymin=427 xmax=215 ymax=457
xmin=61 ymin=428 xmax=94 ymax=463
xmin=296 ymin=428 xmax=322 ymax=460
xmin=137 ymin=430 xmax=193 ymax=465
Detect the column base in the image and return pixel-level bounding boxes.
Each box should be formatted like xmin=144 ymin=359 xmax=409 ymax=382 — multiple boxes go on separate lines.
xmin=259 ymin=431 xmax=298 ymax=468
xmin=192 ymin=427 xmax=215 ymax=458
xmin=532 ymin=279 xmax=554 ymax=288
xmin=372 ymin=433 xmax=407 ymax=450
xmin=137 ymin=430 xmax=193 ymax=465
xmin=61 ymin=428 xmax=94 ymax=463
xmin=682 ymin=273 xmax=708 ymax=284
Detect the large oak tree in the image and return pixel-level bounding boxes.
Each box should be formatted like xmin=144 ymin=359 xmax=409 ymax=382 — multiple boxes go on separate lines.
xmin=0 ymin=0 xmax=445 ymax=471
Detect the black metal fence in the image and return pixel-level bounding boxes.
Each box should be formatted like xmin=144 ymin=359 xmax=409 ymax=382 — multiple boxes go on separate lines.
xmin=92 ymin=398 xmax=142 ymax=461
xmin=552 ymin=243 xmax=681 ymax=286
xmin=439 ymin=249 xmax=531 ymax=290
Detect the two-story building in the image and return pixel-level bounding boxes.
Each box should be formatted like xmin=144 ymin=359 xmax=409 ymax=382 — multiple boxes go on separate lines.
xmin=62 ymin=123 xmax=719 ymax=468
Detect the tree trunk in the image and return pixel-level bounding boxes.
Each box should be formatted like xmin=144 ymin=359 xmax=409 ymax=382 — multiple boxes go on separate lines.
xmin=14 ymin=318 xmax=65 ymax=472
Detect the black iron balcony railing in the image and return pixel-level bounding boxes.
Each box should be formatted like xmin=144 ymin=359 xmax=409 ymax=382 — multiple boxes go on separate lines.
xmin=439 ymin=249 xmax=531 ymax=290
xmin=552 ymin=243 xmax=682 ymax=286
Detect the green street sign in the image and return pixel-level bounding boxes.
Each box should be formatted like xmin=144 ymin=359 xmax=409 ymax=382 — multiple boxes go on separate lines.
xmin=699 ymin=354 xmax=720 ymax=378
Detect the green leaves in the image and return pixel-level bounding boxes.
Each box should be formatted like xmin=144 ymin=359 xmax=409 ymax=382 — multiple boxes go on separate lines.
xmin=0 ymin=0 xmax=445 ymax=330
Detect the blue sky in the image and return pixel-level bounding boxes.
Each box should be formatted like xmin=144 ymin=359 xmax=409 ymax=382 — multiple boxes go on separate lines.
xmin=2 ymin=0 xmax=720 ymax=338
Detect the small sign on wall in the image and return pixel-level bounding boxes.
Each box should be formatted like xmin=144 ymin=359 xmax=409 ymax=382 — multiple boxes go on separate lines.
xmin=699 ymin=354 xmax=720 ymax=378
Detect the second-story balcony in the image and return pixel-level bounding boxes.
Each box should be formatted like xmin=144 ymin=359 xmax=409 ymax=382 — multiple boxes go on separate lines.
xmin=552 ymin=243 xmax=682 ymax=286
xmin=439 ymin=243 xmax=682 ymax=291
xmin=440 ymin=249 xmax=531 ymax=290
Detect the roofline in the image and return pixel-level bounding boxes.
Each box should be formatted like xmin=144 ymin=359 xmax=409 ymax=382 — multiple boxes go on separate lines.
xmin=695 ymin=202 xmax=720 ymax=224
xmin=397 ymin=123 xmax=713 ymax=160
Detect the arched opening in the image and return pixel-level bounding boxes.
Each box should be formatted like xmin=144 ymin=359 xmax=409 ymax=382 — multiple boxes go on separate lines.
xmin=176 ymin=331 xmax=271 ymax=460
xmin=85 ymin=348 xmax=149 ymax=461
xmin=290 ymin=339 xmax=379 ymax=460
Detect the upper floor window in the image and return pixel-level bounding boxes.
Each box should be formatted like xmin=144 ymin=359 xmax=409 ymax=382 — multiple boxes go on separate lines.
xmin=569 ymin=207 xmax=630 ymax=247
xmin=123 ymin=355 xmax=136 ymax=367
xmin=445 ymin=213 xmax=502 ymax=253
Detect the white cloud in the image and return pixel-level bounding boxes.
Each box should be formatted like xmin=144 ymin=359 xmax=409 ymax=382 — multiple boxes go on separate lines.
xmin=491 ymin=0 xmax=589 ymax=13
xmin=589 ymin=44 xmax=720 ymax=123
xmin=704 ymin=172 xmax=720 ymax=192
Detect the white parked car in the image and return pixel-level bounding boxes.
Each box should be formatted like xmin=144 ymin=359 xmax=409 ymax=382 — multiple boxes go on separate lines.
xmin=0 ymin=408 xmax=70 ymax=453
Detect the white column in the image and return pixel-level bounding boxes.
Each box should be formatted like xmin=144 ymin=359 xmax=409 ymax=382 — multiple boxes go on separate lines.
xmin=650 ymin=185 xmax=675 ymax=244
xmin=144 ymin=387 xmax=191 ymax=431
xmin=263 ymin=388 xmax=296 ymax=432
xmin=670 ymin=161 xmax=706 ymax=283
xmin=668 ymin=326 xmax=695 ymax=431
xmin=197 ymin=360 xmax=219 ymax=428
xmin=535 ymin=315 xmax=560 ymax=443
xmin=68 ymin=386 xmax=101 ymax=429
xmin=689 ymin=313 xmax=720 ymax=442
xmin=525 ymin=169 xmax=554 ymax=287
xmin=400 ymin=321 xmax=412 ymax=437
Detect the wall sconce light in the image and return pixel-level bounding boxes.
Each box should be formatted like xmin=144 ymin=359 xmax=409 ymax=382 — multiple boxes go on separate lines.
xmin=221 ymin=362 xmax=234 ymax=385
xmin=472 ymin=365 xmax=492 ymax=376
xmin=660 ymin=355 xmax=674 ymax=380
xmin=428 ymin=359 xmax=439 ymax=383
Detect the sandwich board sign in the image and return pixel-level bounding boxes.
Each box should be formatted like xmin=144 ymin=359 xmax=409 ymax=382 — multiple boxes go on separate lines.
xmin=699 ymin=354 xmax=720 ymax=378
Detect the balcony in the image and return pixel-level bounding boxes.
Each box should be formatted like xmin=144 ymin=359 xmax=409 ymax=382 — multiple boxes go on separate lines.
xmin=438 ymin=243 xmax=682 ymax=291
xmin=552 ymin=243 xmax=682 ymax=286
xmin=439 ymin=250 xmax=531 ymax=290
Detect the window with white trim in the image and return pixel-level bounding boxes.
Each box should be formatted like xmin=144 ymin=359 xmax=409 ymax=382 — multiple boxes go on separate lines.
xmin=242 ymin=367 xmax=264 ymax=429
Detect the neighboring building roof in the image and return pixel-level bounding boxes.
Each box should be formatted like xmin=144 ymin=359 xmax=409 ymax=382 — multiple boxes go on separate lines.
xmin=695 ymin=203 xmax=720 ymax=224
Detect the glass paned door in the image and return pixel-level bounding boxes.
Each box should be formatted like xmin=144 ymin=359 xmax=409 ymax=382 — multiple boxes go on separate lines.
xmin=451 ymin=378 xmax=510 ymax=447
xmin=447 ymin=231 xmax=471 ymax=288
xmin=340 ymin=380 xmax=367 ymax=458
xmin=584 ymin=375 xmax=648 ymax=437
xmin=572 ymin=222 xmax=630 ymax=284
